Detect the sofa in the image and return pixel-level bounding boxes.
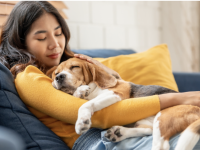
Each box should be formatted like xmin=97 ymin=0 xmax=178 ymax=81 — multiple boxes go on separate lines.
xmin=1 ymin=49 xmax=200 ymax=150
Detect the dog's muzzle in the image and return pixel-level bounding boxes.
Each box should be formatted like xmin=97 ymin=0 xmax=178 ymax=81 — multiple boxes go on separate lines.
xmin=55 ymin=74 xmax=66 ymax=84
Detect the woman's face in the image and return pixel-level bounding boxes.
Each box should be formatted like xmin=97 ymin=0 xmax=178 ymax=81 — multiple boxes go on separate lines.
xmin=26 ymin=13 xmax=65 ymax=69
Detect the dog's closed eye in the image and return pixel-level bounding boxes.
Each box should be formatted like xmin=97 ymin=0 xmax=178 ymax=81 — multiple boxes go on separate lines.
xmin=70 ymin=66 xmax=80 ymax=70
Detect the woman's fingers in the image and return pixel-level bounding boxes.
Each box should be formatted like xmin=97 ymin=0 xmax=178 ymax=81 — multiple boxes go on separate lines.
xmin=74 ymin=54 xmax=94 ymax=64
xmin=74 ymin=54 xmax=91 ymax=60
xmin=74 ymin=54 xmax=121 ymax=79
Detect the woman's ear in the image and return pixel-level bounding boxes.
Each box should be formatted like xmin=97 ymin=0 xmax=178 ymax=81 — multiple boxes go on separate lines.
xmin=87 ymin=63 xmax=117 ymax=89
xmin=46 ymin=66 xmax=58 ymax=78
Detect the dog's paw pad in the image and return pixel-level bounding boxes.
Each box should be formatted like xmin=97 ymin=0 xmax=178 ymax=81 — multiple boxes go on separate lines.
xmin=104 ymin=126 xmax=124 ymax=142
xmin=83 ymin=119 xmax=90 ymax=124
xmin=74 ymin=85 xmax=91 ymax=99
xmin=75 ymin=117 xmax=91 ymax=135
xmin=114 ymin=128 xmax=122 ymax=137
xmin=85 ymin=90 xmax=90 ymax=97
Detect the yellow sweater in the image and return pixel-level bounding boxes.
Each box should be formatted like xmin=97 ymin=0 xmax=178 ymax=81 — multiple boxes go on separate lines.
xmin=15 ymin=65 xmax=160 ymax=149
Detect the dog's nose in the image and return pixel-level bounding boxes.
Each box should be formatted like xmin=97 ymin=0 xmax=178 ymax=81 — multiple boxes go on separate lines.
xmin=55 ymin=74 xmax=66 ymax=83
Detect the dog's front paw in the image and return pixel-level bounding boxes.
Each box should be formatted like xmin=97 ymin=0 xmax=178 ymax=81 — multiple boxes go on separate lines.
xmin=75 ymin=116 xmax=91 ymax=135
xmin=73 ymin=85 xmax=91 ymax=99
xmin=104 ymin=126 xmax=125 ymax=142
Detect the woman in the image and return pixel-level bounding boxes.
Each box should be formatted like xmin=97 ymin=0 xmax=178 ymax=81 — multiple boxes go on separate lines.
xmin=0 ymin=1 xmax=200 ymax=150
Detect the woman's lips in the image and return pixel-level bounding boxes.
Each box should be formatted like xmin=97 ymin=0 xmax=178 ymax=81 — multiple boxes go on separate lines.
xmin=48 ymin=53 xmax=60 ymax=59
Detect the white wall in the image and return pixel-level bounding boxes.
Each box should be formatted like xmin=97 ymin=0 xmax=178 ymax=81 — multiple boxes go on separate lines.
xmin=63 ymin=1 xmax=161 ymax=53
xmin=161 ymin=2 xmax=200 ymax=72
xmin=63 ymin=1 xmax=200 ymax=72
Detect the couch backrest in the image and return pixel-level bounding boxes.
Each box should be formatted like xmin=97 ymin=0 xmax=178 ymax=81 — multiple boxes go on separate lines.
xmin=71 ymin=49 xmax=136 ymax=58
xmin=0 ymin=62 xmax=70 ymax=150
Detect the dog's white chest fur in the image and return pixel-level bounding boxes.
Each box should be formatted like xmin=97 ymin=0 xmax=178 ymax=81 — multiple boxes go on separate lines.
xmin=86 ymin=82 xmax=113 ymax=100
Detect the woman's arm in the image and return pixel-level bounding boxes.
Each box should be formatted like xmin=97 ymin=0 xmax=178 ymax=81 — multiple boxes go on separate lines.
xmin=15 ymin=65 xmax=200 ymax=129
xmin=158 ymin=91 xmax=200 ymax=110
xmin=15 ymin=65 xmax=159 ymax=129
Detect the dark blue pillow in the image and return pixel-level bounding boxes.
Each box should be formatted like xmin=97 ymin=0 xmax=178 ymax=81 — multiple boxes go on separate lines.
xmin=0 ymin=63 xmax=70 ymax=150
xmin=71 ymin=49 xmax=136 ymax=58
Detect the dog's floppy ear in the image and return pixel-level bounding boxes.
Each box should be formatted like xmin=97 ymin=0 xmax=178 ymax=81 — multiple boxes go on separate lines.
xmin=87 ymin=63 xmax=117 ymax=89
xmin=46 ymin=66 xmax=58 ymax=78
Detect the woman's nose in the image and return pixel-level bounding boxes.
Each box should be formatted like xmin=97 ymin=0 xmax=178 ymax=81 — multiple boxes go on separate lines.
xmin=48 ymin=36 xmax=59 ymax=50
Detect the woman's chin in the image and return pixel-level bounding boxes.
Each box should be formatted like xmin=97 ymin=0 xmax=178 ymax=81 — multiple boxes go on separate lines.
xmin=45 ymin=62 xmax=60 ymax=69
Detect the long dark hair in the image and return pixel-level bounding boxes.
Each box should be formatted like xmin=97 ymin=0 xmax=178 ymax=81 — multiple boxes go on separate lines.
xmin=0 ymin=1 xmax=74 ymax=78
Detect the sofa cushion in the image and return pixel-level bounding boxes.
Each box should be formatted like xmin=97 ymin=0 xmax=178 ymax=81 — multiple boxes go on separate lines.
xmin=94 ymin=44 xmax=178 ymax=92
xmin=0 ymin=62 xmax=70 ymax=150
xmin=71 ymin=49 xmax=136 ymax=58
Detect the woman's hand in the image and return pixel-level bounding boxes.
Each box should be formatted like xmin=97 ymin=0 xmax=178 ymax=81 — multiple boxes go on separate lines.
xmin=159 ymin=91 xmax=200 ymax=110
xmin=74 ymin=54 xmax=122 ymax=79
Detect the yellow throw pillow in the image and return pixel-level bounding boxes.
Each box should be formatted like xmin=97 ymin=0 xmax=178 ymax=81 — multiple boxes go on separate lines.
xmin=94 ymin=44 xmax=178 ymax=92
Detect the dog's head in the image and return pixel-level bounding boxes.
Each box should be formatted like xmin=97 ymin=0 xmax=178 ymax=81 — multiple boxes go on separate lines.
xmin=46 ymin=58 xmax=117 ymax=94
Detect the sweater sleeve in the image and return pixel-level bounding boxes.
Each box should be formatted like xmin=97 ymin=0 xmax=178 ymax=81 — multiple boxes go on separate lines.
xmin=15 ymin=65 xmax=160 ymax=129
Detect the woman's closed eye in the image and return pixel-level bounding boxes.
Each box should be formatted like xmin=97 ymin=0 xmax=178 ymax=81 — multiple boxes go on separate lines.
xmin=37 ymin=33 xmax=62 ymax=41
xmin=56 ymin=33 xmax=62 ymax=36
xmin=38 ymin=37 xmax=46 ymax=41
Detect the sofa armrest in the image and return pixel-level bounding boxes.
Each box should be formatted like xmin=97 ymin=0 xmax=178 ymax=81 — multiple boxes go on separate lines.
xmin=173 ymin=72 xmax=200 ymax=92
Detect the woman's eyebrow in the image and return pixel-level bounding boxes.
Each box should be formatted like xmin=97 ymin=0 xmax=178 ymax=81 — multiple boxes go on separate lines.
xmin=55 ymin=25 xmax=61 ymax=30
xmin=34 ymin=30 xmax=46 ymax=35
xmin=34 ymin=25 xmax=61 ymax=35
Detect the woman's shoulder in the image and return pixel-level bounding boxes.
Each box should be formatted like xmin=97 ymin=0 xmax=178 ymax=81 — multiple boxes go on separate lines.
xmin=17 ymin=65 xmax=47 ymax=77
xmin=23 ymin=65 xmax=45 ymax=74
xmin=15 ymin=65 xmax=51 ymax=84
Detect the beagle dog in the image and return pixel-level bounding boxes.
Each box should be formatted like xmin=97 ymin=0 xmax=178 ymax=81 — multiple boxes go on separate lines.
xmin=47 ymin=58 xmax=200 ymax=150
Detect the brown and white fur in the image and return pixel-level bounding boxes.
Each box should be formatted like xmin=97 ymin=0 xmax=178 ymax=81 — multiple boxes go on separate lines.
xmin=46 ymin=58 xmax=200 ymax=150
